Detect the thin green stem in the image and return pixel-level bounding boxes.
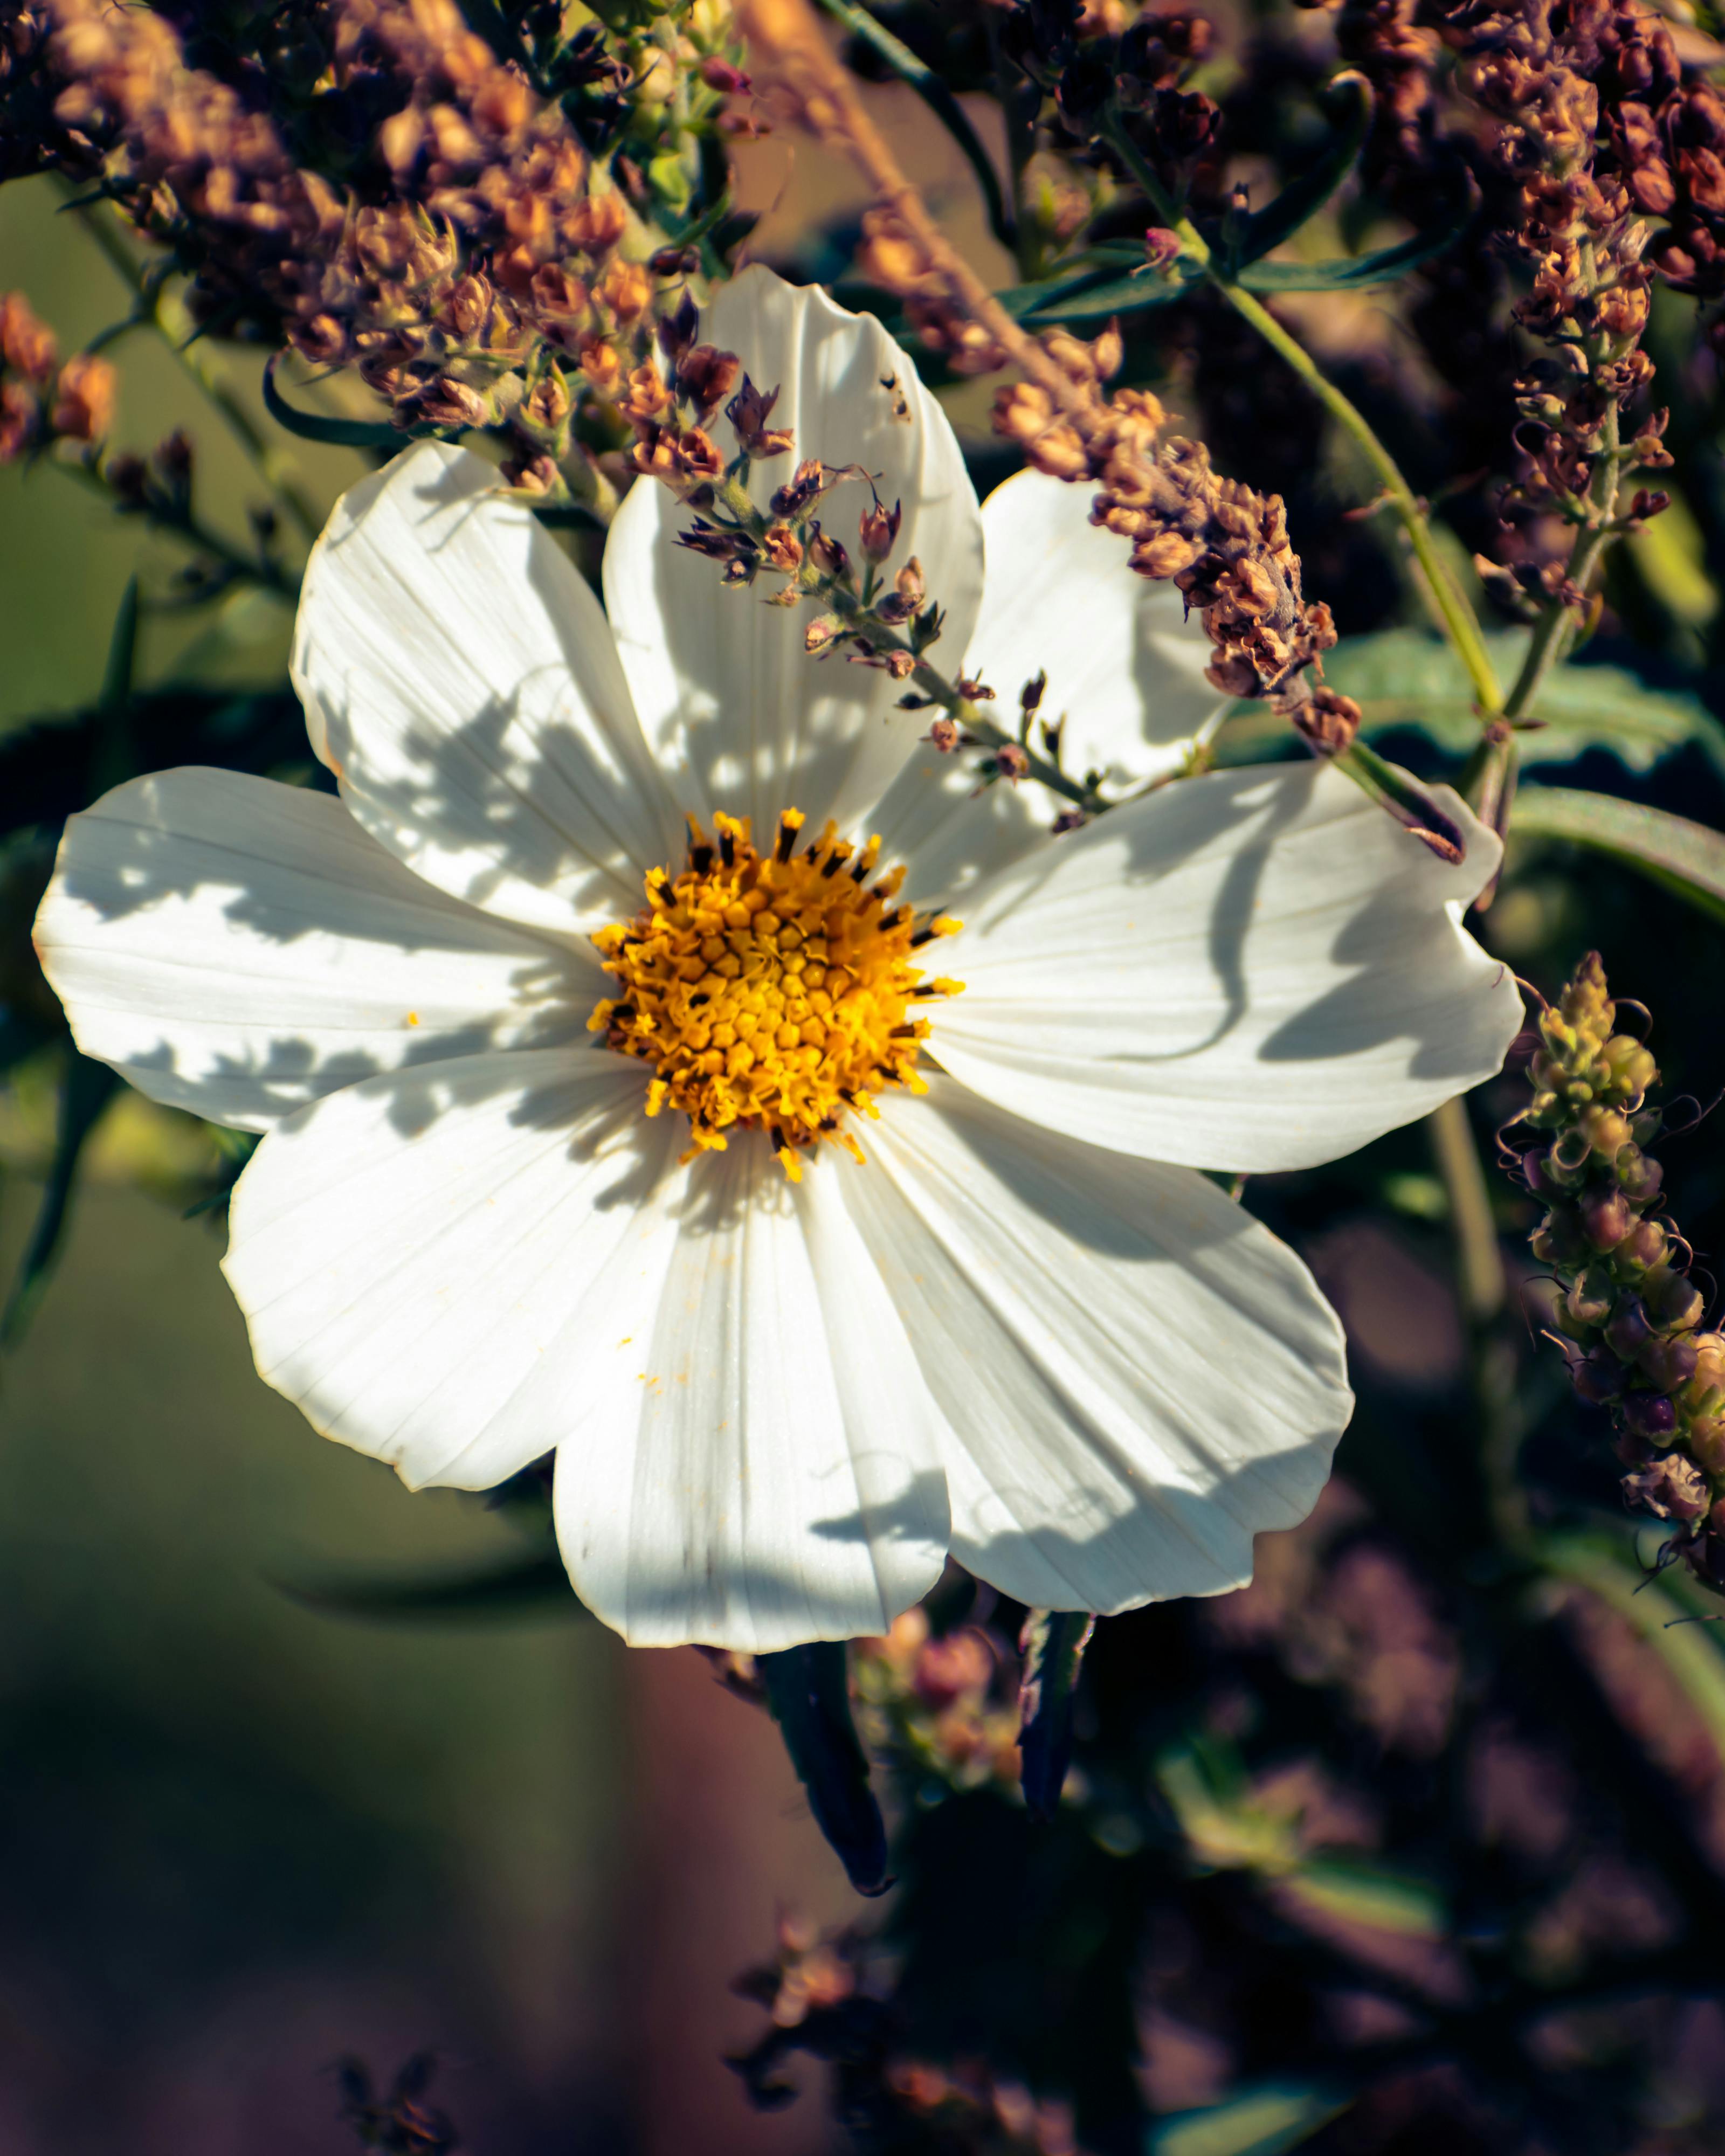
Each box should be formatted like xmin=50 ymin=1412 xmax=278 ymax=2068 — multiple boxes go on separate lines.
xmin=811 ymin=0 xmax=1016 ymax=253
xmin=71 ymin=197 xmax=323 ymax=542
xmin=1501 ymin=406 xmax=1619 ymax=722
xmin=1099 ymin=113 xmax=1503 ymax=717
xmin=988 ymin=11 xmax=1041 ymax=282
xmin=1427 ymin=1093 xmax=1528 ymax=1549
xmin=55 ymin=454 xmax=298 ymax=597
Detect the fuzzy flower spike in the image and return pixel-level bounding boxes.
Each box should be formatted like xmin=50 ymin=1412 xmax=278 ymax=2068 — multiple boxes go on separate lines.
xmin=34 ymin=269 xmax=1523 ymax=1651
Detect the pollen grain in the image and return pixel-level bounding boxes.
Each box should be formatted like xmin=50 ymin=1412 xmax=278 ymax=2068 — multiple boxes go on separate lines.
xmin=589 ymin=810 xmax=962 ymax=1177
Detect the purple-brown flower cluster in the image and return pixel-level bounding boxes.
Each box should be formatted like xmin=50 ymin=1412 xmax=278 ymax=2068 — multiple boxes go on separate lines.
xmin=0 ymin=0 xmax=741 ymax=481
xmin=0 ymin=288 xmax=114 ymax=464
xmin=1506 ymin=955 xmax=1725 ymax=1586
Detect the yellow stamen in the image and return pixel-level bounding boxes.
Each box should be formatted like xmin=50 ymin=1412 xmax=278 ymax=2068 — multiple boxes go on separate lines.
xmin=591 ymin=809 xmax=962 ymax=1174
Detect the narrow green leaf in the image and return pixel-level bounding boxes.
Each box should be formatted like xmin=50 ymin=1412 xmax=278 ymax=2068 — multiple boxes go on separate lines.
xmin=92 ymin=576 xmax=140 ymax=796
xmin=1149 ymin=2083 xmax=1351 ymax=2156
xmin=263 ymin=353 xmax=405 ymax=450
xmin=1510 ymin=787 xmax=1725 ymax=924
xmin=1284 ymin=1856 xmax=1447 ymax=1937
xmin=1536 ymin=1533 xmax=1725 ymax=1763
xmin=1217 ymin=631 xmax=1725 ymax=780
xmin=1232 ymin=73 xmax=1372 ymax=268
xmin=758 ymin=1642 xmax=890 ymax=1895
xmin=1336 ymin=740 xmax=1468 ymax=863
xmin=1016 ymin=261 xmax=1203 ymax=322
xmin=530 ymin=499 xmax=608 ymax=530
xmin=1018 ymin=1608 xmax=1096 ymax=1820
xmin=1236 ymin=213 xmax=1471 ymax=292
xmin=813 ymin=0 xmax=1015 ymax=250
xmin=2 ymin=1052 xmax=121 ymax=1349
xmin=279 ymin=1551 xmax=587 ymax=1623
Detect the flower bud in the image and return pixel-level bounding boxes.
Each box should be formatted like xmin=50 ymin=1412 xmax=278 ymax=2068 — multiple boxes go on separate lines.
xmin=1617 ymin=1147 xmax=1664 ymax=1203
xmin=1618 ymin=1218 xmax=1668 ymax=1272
xmin=1641 ymin=1335 xmax=1699 ymax=1392
xmin=1606 ymin=1294 xmax=1653 ymax=1362
xmin=1567 ymin=1267 xmax=1616 ymax=1328
xmin=859 ymin=498 xmax=901 ymax=564
xmin=1575 ymin=1347 xmax=1628 ymax=1403
xmin=1583 ymin=1188 xmax=1633 ymax=1250
xmin=1624 ymin=1391 xmax=1679 ymax=1441
xmin=1649 ymin=1272 xmax=1705 ymax=1332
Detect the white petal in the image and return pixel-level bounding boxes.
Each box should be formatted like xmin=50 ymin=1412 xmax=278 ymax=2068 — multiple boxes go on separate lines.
xmin=223 ymin=1050 xmax=683 ymax=1491
xmin=968 ymin=467 xmax=1224 ymax=786
xmin=844 ymin=1077 xmax=1352 ymax=1612
xmin=930 ymin=761 xmax=1522 ymax=1172
xmin=867 ymin=729 xmax=1053 ymax=910
xmin=603 ymin=267 xmax=985 ymax=837
xmin=292 ymin=440 xmax=682 ymax=936
xmin=554 ymin=1141 xmax=951 ymax=1650
xmin=33 ymin=769 xmax=590 ymax=1130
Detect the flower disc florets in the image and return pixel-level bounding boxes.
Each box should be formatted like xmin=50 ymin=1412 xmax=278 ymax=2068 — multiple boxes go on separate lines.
xmin=589 ymin=810 xmax=962 ymax=1176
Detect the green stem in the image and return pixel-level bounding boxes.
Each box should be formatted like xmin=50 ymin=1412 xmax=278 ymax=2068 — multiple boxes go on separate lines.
xmin=56 ymin=454 xmax=298 ymax=598
xmin=1501 ymin=417 xmax=1618 ymax=722
xmin=811 ymin=0 xmax=1016 ymax=253
xmin=1099 ymin=113 xmax=1503 ymax=717
xmin=72 ymin=197 xmax=323 ymax=543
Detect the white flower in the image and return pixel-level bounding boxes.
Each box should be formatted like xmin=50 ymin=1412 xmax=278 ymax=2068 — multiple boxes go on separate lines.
xmin=33 ymin=268 xmax=1522 ymax=1651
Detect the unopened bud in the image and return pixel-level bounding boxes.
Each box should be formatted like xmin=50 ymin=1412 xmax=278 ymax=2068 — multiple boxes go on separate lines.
xmin=805 ymin=616 xmax=843 ymax=654
xmin=859 ymin=498 xmax=901 ymax=564
xmin=1583 ymin=1188 xmax=1633 ymax=1250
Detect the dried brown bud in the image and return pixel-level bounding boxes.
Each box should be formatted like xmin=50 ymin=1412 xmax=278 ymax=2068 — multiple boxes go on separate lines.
xmin=770 ymin=459 xmax=827 ymax=520
xmin=859 ymin=497 xmax=901 ymax=563
xmin=1290 ymin=687 xmax=1362 ymax=757
xmin=677 ymin=344 xmax=740 ymax=417
xmin=49 ymin=352 xmax=114 ymax=443
xmin=761 ymin=522 xmax=803 ymax=573
xmin=0 ymin=293 xmax=57 ymax=383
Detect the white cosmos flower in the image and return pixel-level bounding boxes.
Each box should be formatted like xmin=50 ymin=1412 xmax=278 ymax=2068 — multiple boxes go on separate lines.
xmin=33 ymin=267 xmax=1522 ymax=1652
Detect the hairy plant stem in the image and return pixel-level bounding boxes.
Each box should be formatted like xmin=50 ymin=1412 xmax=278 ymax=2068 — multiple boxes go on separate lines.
xmin=1098 ymin=114 xmax=1504 ymax=717
xmin=71 ymin=194 xmax=323 ymax=543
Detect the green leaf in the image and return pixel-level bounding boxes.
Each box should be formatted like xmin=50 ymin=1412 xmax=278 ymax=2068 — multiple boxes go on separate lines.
xmin=1017 ymin=1609 xmax=1096 ymax=1820
xmin=1149 ymin=2084 xmax=1351 ymax=2156
xmin=1231 ymin=74 xmax=1372 ymax=268
xmin=1284 ymin=1856 xmax=1447 ymax=1936
xmin=1336 ymin=740 xmax=1468 ymax=863
xmin=758 ymin=1642 xmax=890 ymax=1896
xmin=263 ymin=353 xmax=405 ymax=450
xmin=1219 ymin=630 xmax=1725 ymax=780
xmin=2 ymin=1052 xmax=121 ymax=1349
xmin=1535 ymin=1533 xmax=1725 ymax=1764
xmin=279 ymin=1551 xmax=587 ymax=1623
xmin=1510 ymin=787 xmax=1725 ymax=924
xmin=1014 ymin=262 xmax=1203 ymax=322
xmin=1235 ymin=212 xmax=1471 ymax=292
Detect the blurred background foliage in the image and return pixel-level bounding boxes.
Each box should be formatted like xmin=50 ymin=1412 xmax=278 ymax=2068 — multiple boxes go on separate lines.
xmin=6 ymin=0 xmax=1725 ymax=2151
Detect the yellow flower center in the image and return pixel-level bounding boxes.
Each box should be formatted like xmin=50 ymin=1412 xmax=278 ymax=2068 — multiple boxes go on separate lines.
xmin=589 ymin=810 xmax=962 ymax=1177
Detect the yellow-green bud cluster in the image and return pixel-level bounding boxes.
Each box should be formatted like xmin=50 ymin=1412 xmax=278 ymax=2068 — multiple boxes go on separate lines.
xmin=1513 ymin=953 xmax=1725 ymax=1580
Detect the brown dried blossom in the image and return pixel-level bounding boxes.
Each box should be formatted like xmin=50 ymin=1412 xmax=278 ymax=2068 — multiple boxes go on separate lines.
xmin=0 ymin=289 xmax=115 ymax=461
xmin=995 ymin=364 xmax=1341 ymax=709
xmin=0 ymin=0 xmax=715 ymax=470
